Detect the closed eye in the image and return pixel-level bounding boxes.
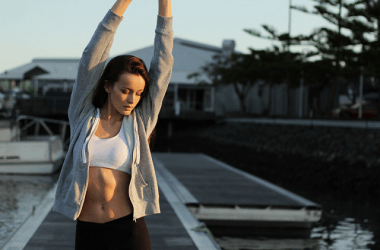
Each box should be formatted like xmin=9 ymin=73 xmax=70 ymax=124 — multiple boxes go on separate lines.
xmin=121 ymin=89 xmax=143 ymax=95
xmin=122 ymin=91 xmax=142 ymax=96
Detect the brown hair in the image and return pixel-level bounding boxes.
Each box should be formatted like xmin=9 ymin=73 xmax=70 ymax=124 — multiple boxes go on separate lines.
xmin=91 ymin=55 xmax=156 ymax=150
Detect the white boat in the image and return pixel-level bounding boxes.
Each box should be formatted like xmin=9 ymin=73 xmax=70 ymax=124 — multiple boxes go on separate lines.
xmin=0 ymin=118 xmax=66 ymax=175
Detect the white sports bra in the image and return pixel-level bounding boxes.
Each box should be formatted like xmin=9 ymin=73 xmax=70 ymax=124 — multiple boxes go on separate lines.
xmin=87 ymin=115 xmax=134 ymax=175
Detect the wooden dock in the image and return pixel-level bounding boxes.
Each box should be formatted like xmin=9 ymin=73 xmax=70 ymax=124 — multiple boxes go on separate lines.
xmin=152 ymin=153 xmax=321 ymax=238
xmin=2 ymin=153 xmax=321 ymax=250
xmin=18 ymin=187 xmax=211 ymax=250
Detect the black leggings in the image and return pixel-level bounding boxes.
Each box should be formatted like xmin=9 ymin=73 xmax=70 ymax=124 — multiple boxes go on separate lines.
xmin=75 ymin=213 xmax=134 ymax=250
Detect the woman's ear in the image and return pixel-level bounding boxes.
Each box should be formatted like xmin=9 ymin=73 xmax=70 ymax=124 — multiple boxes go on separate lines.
xmin=104 ymin=80 xmax=110 ymax=93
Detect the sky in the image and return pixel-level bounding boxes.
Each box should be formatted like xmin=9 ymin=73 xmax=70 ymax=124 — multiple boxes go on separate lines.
xmin=0 ymin=0 xmax=335 ymax=74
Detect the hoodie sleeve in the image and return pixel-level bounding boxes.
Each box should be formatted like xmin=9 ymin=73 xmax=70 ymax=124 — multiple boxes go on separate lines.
xmin=136 ymin=15 xmax=174 ymax=136
xmin=68 ymin=10 xmax=123 ymax=126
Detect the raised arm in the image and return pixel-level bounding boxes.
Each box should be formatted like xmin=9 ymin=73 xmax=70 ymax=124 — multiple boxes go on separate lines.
xmin=136 ymin=0 xmax=174 ymax=136
xmin=68 ymin=1 xmax=130 ymax=126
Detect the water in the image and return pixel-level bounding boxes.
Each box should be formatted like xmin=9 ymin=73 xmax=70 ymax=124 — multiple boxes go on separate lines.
xmin=312 ymin=218 xmax=375 ymax=250
xmin=214 ymin=218 xmax=375 ymax=250
xmin=208 ymin=183 xmax=380 ymax=250
xmin=0 ymin=172 xmax=59 ymax=249
xmin=212 ymin=199 xmax=379 ymax=250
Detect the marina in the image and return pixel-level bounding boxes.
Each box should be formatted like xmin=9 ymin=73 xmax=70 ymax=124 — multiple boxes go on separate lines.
xmin=1 ymin=152 xmax=322 ymax=249
xmin=2 ymin=115 xmax=377 ymax=249
xmin=2 ymin=0 xmax=380 ymax=248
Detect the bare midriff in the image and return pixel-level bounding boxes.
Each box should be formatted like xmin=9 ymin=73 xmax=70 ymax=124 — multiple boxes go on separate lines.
xmin=78 ymin=117 xmax=133 ymax=224
xmin=78 ymin=166 xmax=133 ymax=223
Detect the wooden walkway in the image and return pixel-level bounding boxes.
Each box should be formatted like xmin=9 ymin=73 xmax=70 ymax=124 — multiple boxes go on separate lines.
xmin=153 ymin=153 xmax=319 ymax=207
xmin=19 ymin=186 xmax=204 ymax=250
xmin=152 ymin=153 xmax=322 ymax=238
xmin=4 ymin=154 xmax=221 ymax=250
xmin=3 ymin=152 xmax=321 ymax=249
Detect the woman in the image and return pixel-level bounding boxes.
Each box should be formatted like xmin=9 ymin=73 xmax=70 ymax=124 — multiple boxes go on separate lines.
xmin=52 ymin=0 xmax=173 ymax=249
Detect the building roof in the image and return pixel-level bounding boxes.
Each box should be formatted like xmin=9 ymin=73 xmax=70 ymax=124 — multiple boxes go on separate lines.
xmin=116 ymin=38 xmax=224 ymax=84
xmin=0 ymin=58 xmax=80 ymax=81
xmin=0 ymin=37 xmax=234 ymax=84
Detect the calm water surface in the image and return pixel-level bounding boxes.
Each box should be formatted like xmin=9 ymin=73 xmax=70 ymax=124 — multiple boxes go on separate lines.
xmin=0 ymin=172 xmax=59 ymax=249
xmin=214 ymin=218 xmax=375 ymax=250
xmin=213 ymin=201 xmax=379 ymax=250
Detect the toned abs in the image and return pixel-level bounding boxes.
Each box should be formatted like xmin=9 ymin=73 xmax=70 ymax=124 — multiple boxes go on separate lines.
xmin=78 ymin=119 xmax=133 ymax=223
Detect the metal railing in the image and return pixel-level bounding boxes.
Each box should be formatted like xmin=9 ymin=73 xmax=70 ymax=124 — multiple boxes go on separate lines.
xmin=14 ymin=115 xmax=70 ymax=151
xmin=16 ymin=96 xmax=70 ymax=116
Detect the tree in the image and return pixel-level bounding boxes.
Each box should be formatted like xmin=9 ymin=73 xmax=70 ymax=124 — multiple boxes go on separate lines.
xmin=291 ymin=0 xmax=350 ymax=117
xmin=343 ymin=0 xmax=380 ymax=117
xmin=292 ymin=0 xmax=380 ymax=117
xmin=243 ymin=24 xmax=308 ymax=117
xmin=243 ymin=0 xmax=380 ymax=118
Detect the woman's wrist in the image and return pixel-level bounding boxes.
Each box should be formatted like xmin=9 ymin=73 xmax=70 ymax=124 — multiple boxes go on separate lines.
xmin=111 ymin=0 xmax=133 ymax=17
xmin=158 ymin=0 xmax=171 ymax=17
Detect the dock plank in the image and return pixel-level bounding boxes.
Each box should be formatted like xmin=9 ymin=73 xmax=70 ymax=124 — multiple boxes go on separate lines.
xmin=152 ymin=152 xmax=318 ymax=208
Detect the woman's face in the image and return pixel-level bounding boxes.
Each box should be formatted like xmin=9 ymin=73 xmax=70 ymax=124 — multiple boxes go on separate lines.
xmin=105 ymin=72 xmax=146 ymax=116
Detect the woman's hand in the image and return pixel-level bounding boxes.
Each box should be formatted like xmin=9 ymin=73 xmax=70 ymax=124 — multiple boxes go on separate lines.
xmin=111 ymin=0 xmax=133 ymax=17
xmin=158 ymin=0 xmax=171 ymax=17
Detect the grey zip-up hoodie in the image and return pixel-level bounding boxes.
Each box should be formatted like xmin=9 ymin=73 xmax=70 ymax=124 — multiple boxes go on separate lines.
xmin=52 ymin=9 xmax=174 ymax=222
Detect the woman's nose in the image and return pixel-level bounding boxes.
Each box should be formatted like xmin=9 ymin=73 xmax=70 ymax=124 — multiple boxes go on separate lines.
xmin=127 ymin=93 xmax=135 ymax=103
